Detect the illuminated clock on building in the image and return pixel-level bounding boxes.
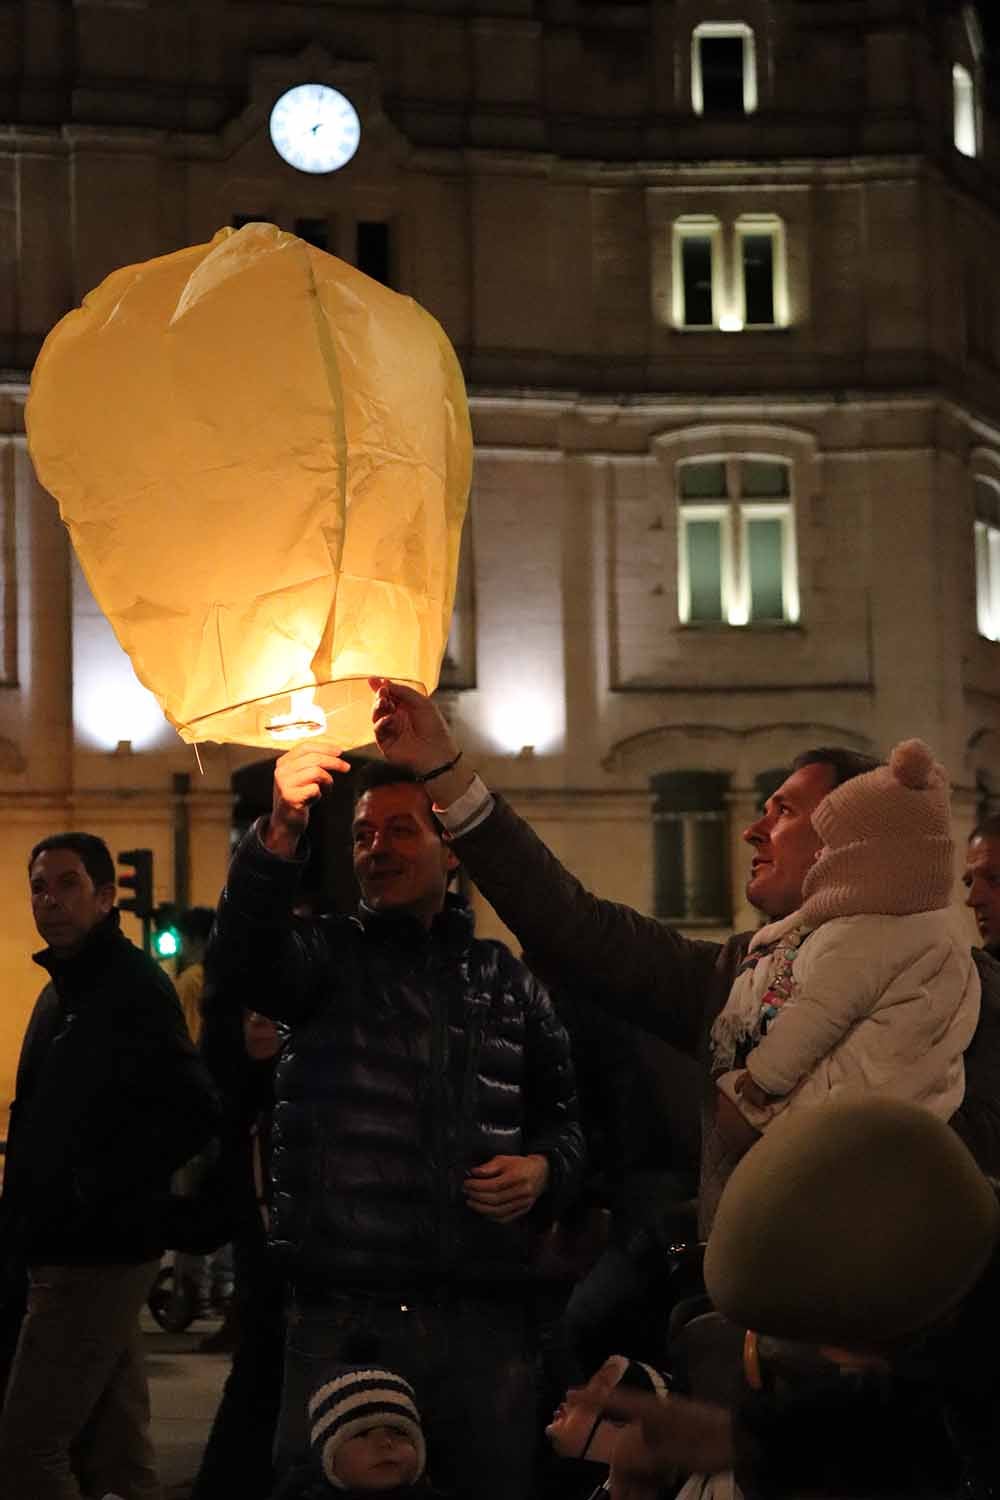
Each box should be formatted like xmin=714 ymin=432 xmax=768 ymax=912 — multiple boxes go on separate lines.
xmin=269 ymin=84 xmax=361 ymax=174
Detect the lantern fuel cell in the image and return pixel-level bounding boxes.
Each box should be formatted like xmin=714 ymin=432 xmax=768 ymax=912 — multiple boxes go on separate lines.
xmin=25 ymin=222 xmax=472 ymax=751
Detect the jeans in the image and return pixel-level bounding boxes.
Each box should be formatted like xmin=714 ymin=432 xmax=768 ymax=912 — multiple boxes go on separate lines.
xmin=278 ymin=1288 xmax=538 ymax=1500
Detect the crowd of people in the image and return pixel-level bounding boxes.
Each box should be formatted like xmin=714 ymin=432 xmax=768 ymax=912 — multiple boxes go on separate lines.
xmin=3 ymin=678 xmax=1000 ymax=1500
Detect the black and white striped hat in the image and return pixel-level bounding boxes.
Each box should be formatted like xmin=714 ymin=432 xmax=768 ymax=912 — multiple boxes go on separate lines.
xmin=308 ymin=1365 xmax=426 ymax=1490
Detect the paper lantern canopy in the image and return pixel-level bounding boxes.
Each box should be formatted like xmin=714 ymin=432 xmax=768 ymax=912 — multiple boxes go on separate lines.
xmin=26 ymin=223 xmax=472 ymax=750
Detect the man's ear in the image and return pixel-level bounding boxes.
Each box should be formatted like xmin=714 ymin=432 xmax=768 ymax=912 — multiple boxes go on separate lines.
xmin=97 ymin=882 xmax=117 ymax=917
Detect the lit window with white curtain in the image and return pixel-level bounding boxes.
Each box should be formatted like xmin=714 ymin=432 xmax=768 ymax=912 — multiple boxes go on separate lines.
xmin=678 ymin=457 xmax=799 ymax=627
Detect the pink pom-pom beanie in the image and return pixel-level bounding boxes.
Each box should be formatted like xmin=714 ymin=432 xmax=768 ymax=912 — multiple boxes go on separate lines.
xmin=798 ymin=738 xmax=954 ymax=926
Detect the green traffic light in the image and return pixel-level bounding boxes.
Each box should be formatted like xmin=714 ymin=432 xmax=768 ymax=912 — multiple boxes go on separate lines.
xmin=153 ymin=928 xmax=180 ymax=960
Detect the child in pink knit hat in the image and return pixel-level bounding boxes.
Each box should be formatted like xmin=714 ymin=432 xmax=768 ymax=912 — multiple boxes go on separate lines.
xmin=712 ymin=738 xmax=980 ymax=1133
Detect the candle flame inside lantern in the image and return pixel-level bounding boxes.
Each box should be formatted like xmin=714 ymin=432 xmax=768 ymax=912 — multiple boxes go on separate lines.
xmin=264 ymin=687 xmax=327 ymax=741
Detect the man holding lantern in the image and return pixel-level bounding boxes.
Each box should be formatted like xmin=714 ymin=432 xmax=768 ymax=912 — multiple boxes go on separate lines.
xmin=208 ymin=749 xmax=584 ymax=1499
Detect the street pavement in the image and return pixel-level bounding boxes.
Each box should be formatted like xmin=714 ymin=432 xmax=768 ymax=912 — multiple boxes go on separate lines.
xmin=143 ymin=1310 xmax=230 ymax=1495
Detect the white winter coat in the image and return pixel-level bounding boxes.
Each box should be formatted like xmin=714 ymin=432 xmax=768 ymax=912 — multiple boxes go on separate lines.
xmin=714 ymin=908 xmax=980 ymax=1129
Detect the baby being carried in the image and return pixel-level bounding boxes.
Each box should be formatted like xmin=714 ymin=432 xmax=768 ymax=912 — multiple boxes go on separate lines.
xmin=712 ymin=739 xmax=980 ymax=1131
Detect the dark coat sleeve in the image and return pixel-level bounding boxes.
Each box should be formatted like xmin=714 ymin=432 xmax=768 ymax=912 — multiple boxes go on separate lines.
xmin=952 ymin=948 xmax=1000 ymax=1177
xmin=454 ymin=794 xmax=725 ymax=1057
xmin=515 ymin=960 xmax=586 ymax=1216
xmin=207 ymin=819 xmax=325 ymax=1028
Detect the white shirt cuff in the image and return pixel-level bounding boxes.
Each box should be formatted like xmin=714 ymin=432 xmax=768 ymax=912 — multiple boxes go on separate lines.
xmin=434 ymin=773 xmax=494 ymax=837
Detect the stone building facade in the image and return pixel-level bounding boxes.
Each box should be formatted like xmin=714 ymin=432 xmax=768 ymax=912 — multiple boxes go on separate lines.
xmin=1 ymin=0 xmax=999 ymax=1121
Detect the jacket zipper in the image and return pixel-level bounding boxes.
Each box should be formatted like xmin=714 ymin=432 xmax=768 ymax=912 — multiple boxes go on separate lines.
xmin=430 ymin=965 xmax=451 ymax=1271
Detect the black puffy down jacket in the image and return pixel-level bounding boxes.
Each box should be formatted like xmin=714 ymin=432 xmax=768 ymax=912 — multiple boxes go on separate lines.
xmin=210 ymin=825 xmax=585 ymax=1290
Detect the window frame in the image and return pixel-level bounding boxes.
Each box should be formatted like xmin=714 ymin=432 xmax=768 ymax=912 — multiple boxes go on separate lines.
xmin=951 ymin=5 xmax=984 ymax=162
xmin=651 ymin=769 xmax=732 ymax=926
xmin=953 ymin=62 xmax=979 ymax=158
xmin=0 ymin=440 xmax=15 ymax=686
xmin=974 ymin=476 xmax=1000 ymax=641
xmin=672 ymin=216 xmax=723 ymax=330
xmin=734 ymin=214 xmax=788 ymax=330
xmin=691 ymin=22 xmax=758 ymax=117
xmin=677 ymin=501 xmax=734 ymax=625
xmin=677 ymin=456 xmax=798 ymax=628
xmin=672 ymin=214 xmax=787 ymax=333
xmin=438 ymin=498 xmax=477 ymax=690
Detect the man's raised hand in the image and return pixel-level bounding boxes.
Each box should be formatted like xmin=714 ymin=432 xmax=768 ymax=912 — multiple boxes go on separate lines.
xmin=369 ymin=678 xmax=456 ymax=767
xmin=265 ymin=739 xmax=351 ymax=858
xmin=369 ymin=678 xmax=474 ymax=806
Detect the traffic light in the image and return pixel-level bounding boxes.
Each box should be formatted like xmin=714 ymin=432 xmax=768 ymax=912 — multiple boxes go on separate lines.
xmin=152 ymin=903 xmax=181 ymax=961
xmin=117 ymin=848 xmax=154 ymax=920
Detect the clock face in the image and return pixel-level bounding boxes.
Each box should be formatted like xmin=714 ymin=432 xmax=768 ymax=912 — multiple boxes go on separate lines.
xmin=269 ymin=84 xmax=361 ymax=174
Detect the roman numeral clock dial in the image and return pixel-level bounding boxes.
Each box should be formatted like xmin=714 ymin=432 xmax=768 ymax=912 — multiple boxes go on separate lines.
xmin=269 ymin=84 xmax=361 ymax=174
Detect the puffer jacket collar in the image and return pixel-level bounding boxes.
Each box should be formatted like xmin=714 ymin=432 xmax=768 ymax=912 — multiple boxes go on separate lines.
xmin=353 ymin=891 xmax=475 ymax=953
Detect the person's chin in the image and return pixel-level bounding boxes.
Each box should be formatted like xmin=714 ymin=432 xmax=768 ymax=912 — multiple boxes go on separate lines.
xmin=363 ymin=879 xmax=407 ymax=909
xmin=39 ymin=927 xmax=79 ymax=950
xmin=364 ymin=1460 xmax=415 ymax=1486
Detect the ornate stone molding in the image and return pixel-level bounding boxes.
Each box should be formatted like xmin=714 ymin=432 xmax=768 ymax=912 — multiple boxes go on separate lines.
xmin=602 ymin=718 xmax=876 ymax=774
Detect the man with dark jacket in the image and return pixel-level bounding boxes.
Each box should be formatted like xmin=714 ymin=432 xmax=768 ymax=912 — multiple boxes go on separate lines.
xmin=368 ymin=680 xmax=1000 ymax=1225
xmin=0 ymin=830 xmax=219 ymax=1500
xmin=208 ymin=754 xmax=584 ymax=1500
xmin=965 ymin=814 xmax=1000 ymax=957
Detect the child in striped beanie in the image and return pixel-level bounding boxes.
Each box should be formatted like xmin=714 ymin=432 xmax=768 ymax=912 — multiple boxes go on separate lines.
xmin=272 ymin=1363 xmax=430 ymax=1499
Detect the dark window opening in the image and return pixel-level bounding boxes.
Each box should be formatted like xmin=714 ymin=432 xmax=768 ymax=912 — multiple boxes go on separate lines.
xmin=295 ymin=217 xmax=329 ymax=251
xmin=742 ymin=235 xmax=775 ymax=324
xmin=699 ymin=35 xmax=745 ymax=114
xmin=652 ymin=771 xmax=731 ymax=924
xmin=357 ymin=221 xmax=393 ymax=287
xmin=682 ymin=237 xmax=714 ymax=326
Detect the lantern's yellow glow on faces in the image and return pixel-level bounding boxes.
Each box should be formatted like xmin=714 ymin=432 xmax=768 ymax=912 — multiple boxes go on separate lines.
xmin=26 ymin=223 xmax=473 ymax=750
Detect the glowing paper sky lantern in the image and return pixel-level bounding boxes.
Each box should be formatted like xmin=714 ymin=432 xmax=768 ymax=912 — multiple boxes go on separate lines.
xmin=26 ymin=223 xmax=472 ymax=750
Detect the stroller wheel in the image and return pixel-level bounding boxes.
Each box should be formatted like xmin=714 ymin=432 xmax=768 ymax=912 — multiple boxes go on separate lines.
xmin=148 ymin=1264 xmax=198 ymax=1333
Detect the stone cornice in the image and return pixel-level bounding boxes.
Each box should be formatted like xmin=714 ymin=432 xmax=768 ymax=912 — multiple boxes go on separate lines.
xmin=501 ymin=788 xmax=654 ymax=821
